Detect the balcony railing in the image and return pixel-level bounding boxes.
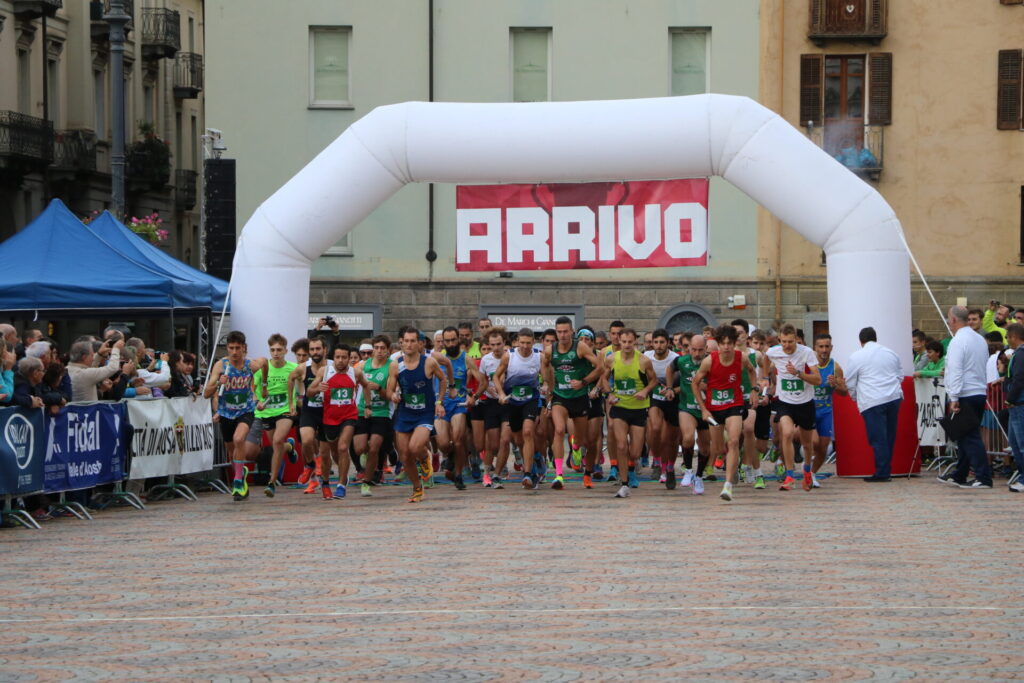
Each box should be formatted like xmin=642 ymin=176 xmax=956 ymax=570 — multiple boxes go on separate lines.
xmin=173 ymin=53 xmax=204 ymax=99
xmin=52 ymin=130 xmax=98 ymax=174
xmin=141 ymin=7 xmax=180 ymax=61
xmin=175 ymin=169 xmax=197 ymax=210
xmin=13 ymin=0 xmax=62 ymax=19
xmin=807 ymin=123 xmax=884 ymax=181
xmin=90 ymin=0 xmax=135 ymax=41
xmin=808 ymin=0 xmax=887 ymax=46
xmin=0 ymin=111 xmax=55 ymax=180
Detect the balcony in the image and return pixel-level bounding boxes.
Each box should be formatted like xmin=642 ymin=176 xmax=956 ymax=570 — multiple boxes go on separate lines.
xmin=52 ymin=129 xmax=97 ymax=176
xmin=808 ymin=123 xmax=884 ymax=181
xmin=0 ymin=111 xmax=54 ymax=185
xmin=12 ymin=0 xmax=62 ymax=19
xmin=141 ymin=7 xmax=179 ymax=61
xmin=808 ymin=0 xmax=887 ymax=46
xmin=173 ymin=53 xmax=203 ymax=99
xmin=90 ymin=0 xmax=134 ymax=42
xmin=175 ymin=169 xmax=197 ymax=210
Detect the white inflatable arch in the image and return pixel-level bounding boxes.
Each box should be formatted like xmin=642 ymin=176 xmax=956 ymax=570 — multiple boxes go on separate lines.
xmin=232 ymin=94 xmax=911 ymax=371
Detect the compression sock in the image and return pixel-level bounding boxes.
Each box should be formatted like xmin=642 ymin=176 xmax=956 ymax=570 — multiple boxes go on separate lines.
xmin=554 ymin=456 xmax=564 ymax=476
xmin=232 ymin=460 xmax=245 ymax=480
xmin=682 ymin=447 xmax=695 ymax=470
xmin=803 ymin=463 xmax=812 ymax=473
xmin=785 ymin=469 xmax=795 ymax=479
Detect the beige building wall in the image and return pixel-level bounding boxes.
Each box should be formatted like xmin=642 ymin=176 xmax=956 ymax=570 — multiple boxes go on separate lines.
xmin=759 ymin=0 xmax=1024 ymax=333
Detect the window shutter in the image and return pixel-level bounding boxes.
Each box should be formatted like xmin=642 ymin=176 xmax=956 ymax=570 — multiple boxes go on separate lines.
xmin=867 ymin=0 xmax=887 ymax=33
xmin=868 ymin=52 xmax=893 ymax=125
xmin=998 ymin=49 xmax=1023 ymax=130
xmin=1000 ymin=0 xmax=1023 ymax=6
xmin=800 ymin=54 xmax=824 ymax=126
xmin=809 ymin=0 xmax=824 ymax=34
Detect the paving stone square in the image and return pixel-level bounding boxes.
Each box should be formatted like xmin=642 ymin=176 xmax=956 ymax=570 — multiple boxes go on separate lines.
xmin=2 ymin=471 xmax=1023 ymax=681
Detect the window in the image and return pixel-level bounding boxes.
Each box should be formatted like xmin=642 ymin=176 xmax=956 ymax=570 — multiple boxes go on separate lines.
xmin=191 ymin=115 xmax=198 ymax=171
xmin=94 ymin=69 xmax=106 ymax=138
xmin=175 ymin=111 xmax=182 ymax=165
xmin=143 ymin=82 xmax=154 ymax=124
xmin=47 ymin=58 xmax=59 ymax=125
xmin=325 ymin=232 xmax=353 ymax=256
xmin=670 ymin=29 xmax=710 ymax=96
xmin=309 ymin=27 xmax=351 ymax=108
xmin=998 ymin=49 xmax=1023 ymax=130
xmin=18 ymin=49 xmax=31 ymax=114
xmin=188 ymin=15 xmax=195 ymax=52
xmin=801 ymin=52 xmax=891 ymax=131
xmin=511 ymin=28 xmax=550 ymax=102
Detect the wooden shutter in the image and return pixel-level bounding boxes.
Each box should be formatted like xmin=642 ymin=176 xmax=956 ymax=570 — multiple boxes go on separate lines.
xmin=867 ymin=0 xmax=887 ymax=34
xmin=868 ymin=52 xmax=893 ymax=125
xmin=800 ymin=54 xmax=824 ymax=126
xmin=809 ymin=0 xmax=824 ymax=34
xmin=998 ymin=49 xmax=1023 ymax=130
xmin=1000 ymin=0 xmax=1023 ymax=6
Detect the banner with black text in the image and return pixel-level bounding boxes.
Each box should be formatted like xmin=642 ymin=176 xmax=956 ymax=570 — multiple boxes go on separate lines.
xmin=127 ymin=397 xmax=217 ymax=479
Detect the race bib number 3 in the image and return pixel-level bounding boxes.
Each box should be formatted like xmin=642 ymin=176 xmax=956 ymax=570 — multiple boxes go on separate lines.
xmin=781 ymin=378 xmax=805 ymax=393
xmin=710 ymin=388 xmax=734 ymax=406
xmin=405 ymin=393 xmax=426 ymax=410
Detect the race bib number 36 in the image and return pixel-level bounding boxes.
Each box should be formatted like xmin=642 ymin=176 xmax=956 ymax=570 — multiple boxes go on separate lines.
xmin=710 ymin=388 xmax=734 ymax=406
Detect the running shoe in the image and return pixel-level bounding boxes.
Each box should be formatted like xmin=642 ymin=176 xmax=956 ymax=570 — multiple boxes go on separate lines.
xmin=521 ymin=475 xmax=533 ymax=489
xmin=493 ymin=477 xmax=504 ymax=489
xmin=570 ymin=437 xmax=583 ymax=468
xmin=593 ymin=465 xmax=604 ymax=480
xmin=533 ymin=453 xmax=548 ymax=484
xmin=583 ymin=474 xmax=593 ymax=489
xmin=483 ymin=471 xmax=493 ymax=488
xmin=754 ymin=475 xmax=766 ymax=490
xmin=614 ymin=485 xmax=630 ymax=498
xmin=775 ymin=462 xmax=785 ymax=478
xmin=812 ymin=474 xmax=821 ymax=489
xmin=422 ymin=458 xmax=435 ymax=488
xmin=802 ymin=470 xmax=813 ymax=492
xmin=321 ymin=481 xmax=333 ymax=500
xmin=608 ymin=466 xmax=619 ymax=483
xmin=703 ymin=463 xmax=715 ymax=478
xmin=360 ymin=483 xmax=372 ymax=497
xmin=443 ymin=456 xmax=454 ymax=482
xmin=303 ymin=479 xmax=319 ymax=494
xmin=240 ymin=467 xmax=249 ymax=499
xmin=665 ymin=468 xmax=677 ymax=490
xmin=744 ymin=467 xmax=755 ymax=485
xmin=264 ymin=481 xmax=276 ymax=498
xmin=231 ymin=479 xmax=245 ymax=501
xmin=454 ymin=476 xmax=467 ymax=491
xmin=298 ymin=464 xmax=315 ymax=485
xmin=659 ymin=473 xmax=668 ymax=484
xmin=640 ymin=455 xmax=650 ymax=469
xmin=720 ymin=482 xmax=733 ymax=501
xmin=651 ymin=463 xmax=662 ymax=479
xmin=552 ymin=475 xmax=565 ymax=490
xmin=335 ymin=483 xmax=347 ymax=498
xmin=408 ymin=488 xmax=424 ymax=503
xmin=779 ymin=475 xmax=796 ymax=491
xmin=681 ymin=469 xmax=694 ymax=488
xmin=714 ymin=458 xmax=724 ymax=470
xmin=692 ymin=477 xmax=704 ymax=495
xmin=627 ymin=471 xmax=639 ymax=488
xmin=285 ymin=438 xmax=298 ymax=464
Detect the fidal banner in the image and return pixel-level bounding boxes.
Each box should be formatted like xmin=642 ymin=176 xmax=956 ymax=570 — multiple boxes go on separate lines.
xmin=455 ymin=179 xmax=709 ymax=271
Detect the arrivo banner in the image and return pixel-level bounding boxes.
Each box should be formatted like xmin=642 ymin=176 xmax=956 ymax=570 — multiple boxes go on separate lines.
xmin=455 ymin=179 xmax=709 ymax=272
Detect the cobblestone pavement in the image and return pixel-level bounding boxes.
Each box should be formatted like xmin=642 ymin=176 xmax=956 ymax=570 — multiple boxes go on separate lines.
xmin=2 ymin=469 xmax=1023 ymax=681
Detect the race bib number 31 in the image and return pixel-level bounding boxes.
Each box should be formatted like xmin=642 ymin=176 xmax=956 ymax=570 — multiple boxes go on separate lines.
xmin=781 ymin=378 xmax=805 ymax=393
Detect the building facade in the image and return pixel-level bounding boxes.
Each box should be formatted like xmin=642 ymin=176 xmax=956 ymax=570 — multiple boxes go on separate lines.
xmin=0 ymin=0 xmax=206 ymax=266
xmin=206 ymin=0 xmax=1023 ymax=342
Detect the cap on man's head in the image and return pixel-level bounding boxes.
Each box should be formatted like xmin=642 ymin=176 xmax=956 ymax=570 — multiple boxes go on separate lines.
xmin=576 ymin=329 xmax=595 ymax=340
xmin=358 ymin=343 xmax=373 ymax=352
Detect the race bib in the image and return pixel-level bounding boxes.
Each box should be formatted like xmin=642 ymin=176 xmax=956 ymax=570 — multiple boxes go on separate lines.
xmin=511 ymin=386 xmax=532 ymax=399
xmin=265 ymin=393 xmax=286 ymax=408
xmin=404 ymin=392 xmax=426 ymax=410
xmin=814 ymin=385 xmax=829 ymax=400
xmin=652 ymin=385 xmax=667 ymax=401
xmin=710 ymin=388 xmax=734 ymax=406
xmin=369 ymin=391 xmax=387 ymax=409
xmin=781 ymin=378 xmax=805 ymax=393
xmin=330 ymin=387 xmax=353 ymax=405
xmin=614 ymin=379 xmax=637 ymax=396
xmin=557 ymin=373 xmax=573 ymax=391
xmin=225 ymin=391 xmax=247 ymax=407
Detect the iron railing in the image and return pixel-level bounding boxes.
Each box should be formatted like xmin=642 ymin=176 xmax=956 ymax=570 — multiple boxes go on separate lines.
xmin=173 ymin=53 xmax=204 ymax=99
xmin=808 ymin=0 xmax=887 ymax=46
xmin=0 ymin=111 xmax=55 ymax=169
xmin=90 ymin=0 xmax=135 ymax=40
xmin=141 ymin=7 xmax=180 ymax=60
xmin=175 ymin=168 xmax=197 ymax=210
xmin=12 ymin=0 xmax=62 ymax=19
xmin=52 ymin=129 xmax=98 ymax=173
xmin=806 ymin=123 xmax=884 ymax=181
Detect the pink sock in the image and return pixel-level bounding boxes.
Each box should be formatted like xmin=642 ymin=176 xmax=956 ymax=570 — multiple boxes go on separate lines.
xmin=232 ymin=462 xmax=245 ymax=480
xmin=554 ymin=457 xmax=564 ymax=476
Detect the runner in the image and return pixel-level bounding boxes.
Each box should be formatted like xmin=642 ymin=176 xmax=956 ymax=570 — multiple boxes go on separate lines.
xmin=691 ymin=325 xmax=761 ymax=502
xmin=732 ymin=320 xmax=767 ymax=488
xmin=493 ymin=328 xmax=544 ymax=489
xmin=665 ymin=332 xmax=711 ymax=495
xmin=599 ymin=321 xmax=624 ymax=480
xmin=644 ymin=329 xmax=679 ymax=488
xmin=535 ymin=328 xmax=558 ymax=473
xmin=435 ymin=326 xmax=486 ymax=491
xmin=307 ymin=344 xmax=370 ymax=499
xmin=353 ymin=335 xmax=395 ymax=496
xmin=811 ymin=333 xmax=843 ymax=488
xmin=602 ymin=328 xmax=657 ymax=498
xmin=247 ymin=334 xmax=298 ymax=498
xmin=386 ymin=328 xmax=448 ymax=503
xmin=764 ymin=324 xmax=822 ymax=491
xmin=748 ymin=330 xmax=773 ymax=480
xmin=204 ymin=331 xmax=264 ymax=501
xmin=542 ymin=317 xmax=603 ymax=489
xmin=478 ymin=328 xmax=513 ymax=488
xmin=288 ymin=335 xmax=328 ymax=495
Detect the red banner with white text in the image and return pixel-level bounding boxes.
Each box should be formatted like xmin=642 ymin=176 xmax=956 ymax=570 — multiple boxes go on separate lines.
xmin=455 ymin=179 xmax=709 ymax=271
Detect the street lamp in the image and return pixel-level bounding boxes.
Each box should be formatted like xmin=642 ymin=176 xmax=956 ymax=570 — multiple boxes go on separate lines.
xmin=104 ymin=0 xmax=132 ymax=219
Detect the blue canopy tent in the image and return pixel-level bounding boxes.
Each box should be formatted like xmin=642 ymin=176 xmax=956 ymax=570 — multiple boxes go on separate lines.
xmin=0 ymin=199 xmax=214 ymax=316
xmin=86 ymin=211 xmax=229 ymax=312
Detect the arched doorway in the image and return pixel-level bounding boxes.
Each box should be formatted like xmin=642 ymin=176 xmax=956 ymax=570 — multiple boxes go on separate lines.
xmin=658 ymin=303 xmax=717 ymax=335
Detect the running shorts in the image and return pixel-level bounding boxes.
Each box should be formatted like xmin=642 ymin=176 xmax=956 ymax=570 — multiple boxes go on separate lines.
xmin=609 ymin=405 xmax=648 ymax=428
xmin=504 ymin=401 xmax=539 ymax=432
xmin=708 ymin=405 xmax=747 ymax=424
xmin=355 ymin=416 xmax=393 ymax=438
xmin=652 ymin=400 xmax=679 ymax=427
xmin=815 ymin=408 xmax=833 ymax=438
xmin=322 ymin=419 xmax=356 ymax=443
xmin=551 ymin=394 xmax=590 ymax=420
xmin=775 ymin=400 xmax=817 ymax=432
xmin=219 ymin=412 xmax=254 ymax=442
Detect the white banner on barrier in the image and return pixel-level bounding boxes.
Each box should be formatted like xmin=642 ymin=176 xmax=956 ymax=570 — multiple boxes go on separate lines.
xmin=914 ymin=377 xmax=947 ymax=447
xmin=127 ymin=397 xmax=216 ymax=479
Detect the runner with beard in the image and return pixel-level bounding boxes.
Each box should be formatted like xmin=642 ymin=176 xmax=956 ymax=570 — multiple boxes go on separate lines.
xmin=811 ymin=333 xmax=843 ymax=488
xmin=493 ymin=328 xmax=545 ymax=489
xmin=644 ymin=329 xmax=679 ymax=488
xmin=289 ymin=336 xmax=329 ymax=495
xmin=435 ymin=326 xmax=486 ymax=491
